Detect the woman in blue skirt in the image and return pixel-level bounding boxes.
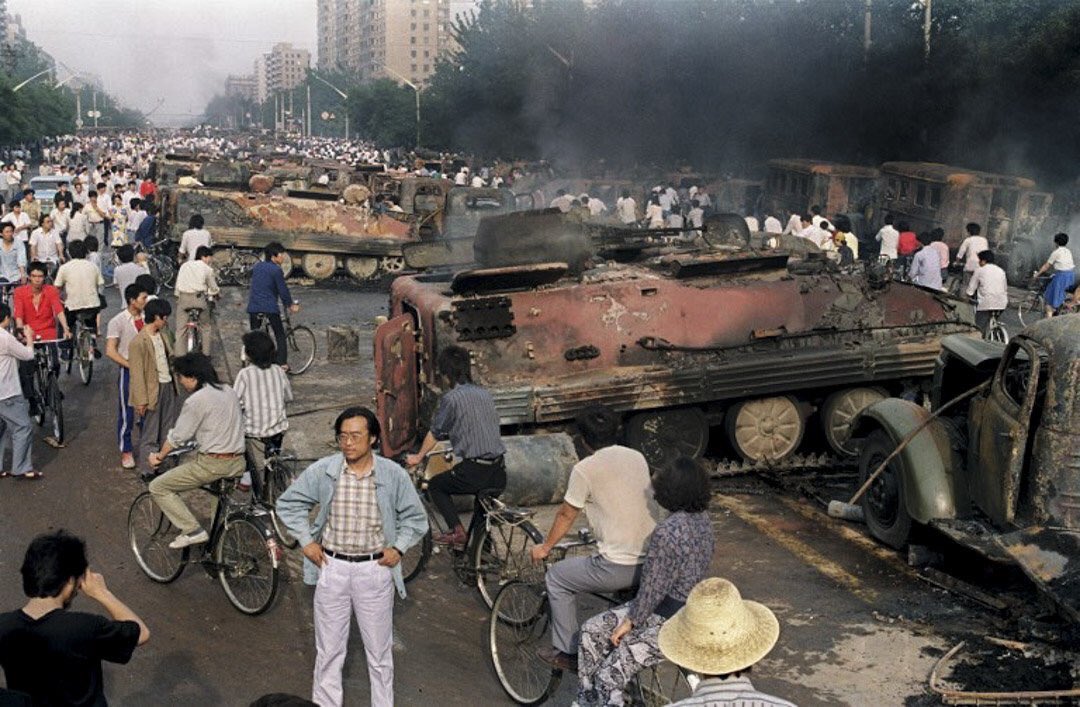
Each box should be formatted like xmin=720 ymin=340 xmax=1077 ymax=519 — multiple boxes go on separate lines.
xmin=1033 ymin=232 xmax=1075 ymax=318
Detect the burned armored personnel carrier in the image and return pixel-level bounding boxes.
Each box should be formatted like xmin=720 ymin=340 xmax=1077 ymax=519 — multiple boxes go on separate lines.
xmin=375 ymin=210 xmax=978 ymax=469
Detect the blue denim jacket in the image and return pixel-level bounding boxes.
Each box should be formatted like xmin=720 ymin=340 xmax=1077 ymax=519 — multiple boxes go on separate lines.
xmin=275 ymin=453 xmax=428 ymax=597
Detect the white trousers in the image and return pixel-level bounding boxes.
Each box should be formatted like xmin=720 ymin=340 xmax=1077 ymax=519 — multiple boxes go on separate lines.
xmin=312 ymin=556 xmax=396 ymax=707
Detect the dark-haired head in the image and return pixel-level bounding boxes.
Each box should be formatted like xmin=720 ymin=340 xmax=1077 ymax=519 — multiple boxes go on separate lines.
xmin=172 ymin=352 xmax=220 ymax=389
xmin=84 ymin=235 xmax=99 ymax=252
xmin=1054 ymin=232 xmax=1069 ymax=247
xmin=436 ymin=345 xmax=472 ymax=387
xmin=188 ymin=214 xmax=205 ymax=230
xmin=135 ymin=273 xmax=157 ymax=295
xmin=575 ymin=404 xmax=620 ymax=450
xmin=977 ymin=250 xmax=994 ymax=264
xmin=27 ymin=261 xmax=48 ymax=277
xmin=653 ymin=457 xmax=711 ymax=513
xmin=0 ymin=302 xmax=10 ymax=324
xmin=68 ymin=239 xmax=87 ymax=259
xmin=264 ymin=241 xmax=285 ymax=260
xmin=20 ymin=530 xmax=88 ymax=600
xmin=333 ymin=406 xmax=380 ymax=445
xmin=930 ymin=227 xmax=945 ymax=242
xmin=242 ymin=330 xmax=276 ymax=369
xmin=917 ymin=231 xmax=932 ymax=246
xmin=966 ymin=222 xmax=981 ymax=236
xmin=123 ymin=283 xmax=147 ymax=305
xmin=117 ymin=244 xmax=135 ymax=263
xmin=143 ymin=298 xmax=172 ymax=324
xmin=883 ymin=213 xmax=894 ymax=225
xmin=897 ymin=221 xmax=910 ymax=232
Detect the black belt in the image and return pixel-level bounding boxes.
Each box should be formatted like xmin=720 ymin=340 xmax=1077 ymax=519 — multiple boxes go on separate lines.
xmin=468 ymin=456 xmax=504 ymax=466
xmin=324 ymin=548 xmax=384 ymax=563
xmin=654 ymin=595 xmax=685 ymax=619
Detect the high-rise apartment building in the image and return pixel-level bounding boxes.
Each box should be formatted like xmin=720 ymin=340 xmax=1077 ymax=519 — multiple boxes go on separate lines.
xmin=225 ymin=74 xmax=258 ymax=102
xmin=252 ymin=42 xmax=310 ymax=104
xmin=318 ymin=0 xmax=471 ymax=86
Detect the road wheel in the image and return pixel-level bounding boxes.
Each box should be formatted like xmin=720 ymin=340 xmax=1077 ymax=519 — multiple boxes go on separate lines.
xmin=821 ymin=387 xmax=888 ymax=457
xmin=858 ymin=429 xmax=913 ymax=549
xmin=301 ymin=252 xmax=336 ymax=280
xmin=726 ymin=396 xmax=805 ymax=463
xmin=345 ymin=256 xmax=380 ymax=282
xmin=625 ymin=407 xmax=709 ymax=469
xmin=379 ymin=255 xmax=405 ymax=273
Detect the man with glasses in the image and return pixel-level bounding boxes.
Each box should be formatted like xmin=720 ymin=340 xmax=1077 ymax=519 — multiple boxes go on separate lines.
xmin=276 ymin=407 xmax=427 ymax=707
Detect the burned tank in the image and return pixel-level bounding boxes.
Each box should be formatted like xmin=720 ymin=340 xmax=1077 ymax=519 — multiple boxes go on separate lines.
xmin=375 ymin=210 xmax=978 ymax=469
xmin=159 ymin=185 xmax=416 ymax=282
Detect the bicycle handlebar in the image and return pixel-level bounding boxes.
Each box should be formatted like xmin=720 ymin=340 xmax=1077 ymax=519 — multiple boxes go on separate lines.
xmin=32 ymin=337 xmax=68 ymax=345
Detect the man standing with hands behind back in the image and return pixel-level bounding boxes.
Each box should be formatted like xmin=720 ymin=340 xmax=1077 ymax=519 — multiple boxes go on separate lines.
xmin=276 ymin=406 xmax=428 ymax=707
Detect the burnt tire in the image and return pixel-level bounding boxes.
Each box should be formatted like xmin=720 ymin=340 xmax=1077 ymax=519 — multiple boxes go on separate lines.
xmin=702 ymin=212 xmax=751 ymax=248
xmin=625 ymin=407 xmax=709 ymax=469
xmin=857 ymin=429 xmax=912 ymax=550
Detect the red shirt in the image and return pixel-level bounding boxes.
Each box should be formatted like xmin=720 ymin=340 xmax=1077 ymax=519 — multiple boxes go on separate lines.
xmin=897 ymin=231 xmax=919 ymax=256
xmin=13 ymin=284 xmax=64 ymax=340
xmin=138 ymin=181 xmax=156 ymax=198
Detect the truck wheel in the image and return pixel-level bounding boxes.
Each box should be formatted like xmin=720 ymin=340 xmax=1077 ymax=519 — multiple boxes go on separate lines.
xmin=821 ymin=387 xmax=888 ymax=457
xmin=301 ymin=253 xmax=337 ymax=280
xmin=725 ymin=396 xmax=804 ymax=463
xmin=858 ymin=429 xmax=912 ymax=549
xmin=624 ymin=407 xmax=709 ymax=470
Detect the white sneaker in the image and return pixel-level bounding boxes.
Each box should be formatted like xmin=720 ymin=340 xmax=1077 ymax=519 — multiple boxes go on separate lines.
xmin=168 ymin=529 xmax=209 ymax=549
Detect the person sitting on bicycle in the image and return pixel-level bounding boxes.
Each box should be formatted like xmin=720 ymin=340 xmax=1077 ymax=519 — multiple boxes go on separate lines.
xmin=234 ymin=330 xmax=293 ymax=492
xmin=13 ymin=262 xmax=70 ymax=405
xmin=173 ymin=245 xmax=219 ymax=356
xmin=247 ymin=242 xmax=298 ymax=369
xmin=147 ymin=352 xmax=246 ymax=550
xmin=1032 ymin=232 xmax=1075 ymax=319
xmin=528 ymin=404 xmax=662 ymax=673
xmin=177 ymin=214 xmax=211 ymax=264
xmin=54 ymin=240 xmax=104 ymax=355
xmin=965 ymin=250 xmax=1008 ymax=333
xmin=112 ymin=245 xmax=148 ymax=301
xmin=576 ymin=457 xmax=715 ymax=706
xmin=0 ymin=303 xmax=39 ymax=479
xmin=404 ymin=345 xmax=506 ymax=549
xmin=0 ymin=222 xmax=26 ymax=285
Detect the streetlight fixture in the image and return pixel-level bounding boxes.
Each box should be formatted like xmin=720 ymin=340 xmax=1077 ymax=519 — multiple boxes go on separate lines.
xmin=373 ymin=63 xmax=422 ymax=149
xmin=12 ymin=68 xmax=54 ymax=92
xmin=310 ymin=71 xmax=350 ymax=140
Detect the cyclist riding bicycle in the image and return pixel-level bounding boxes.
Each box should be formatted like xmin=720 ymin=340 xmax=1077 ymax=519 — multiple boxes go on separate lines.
xmin=147 ymin=352 xmax=246 ymax=550
xmin=0 ymin=222 xmax=26 ymax=286
xmin=54 ymin=240 xmax=105 ymax=355
xmin=234 ymin=330 xmax=293 ymax=491
xmin=173 ymin=245 xmax=219 ymax=356
xmin=528 ymin=404 xmax=662 ymax=673
xmin=247 ymin=242 xmax=298 ymax=369
xmin=1032 ymin=232 xmax=1076 ymax=319
xmin=965 ymin=249 xmax=1008 ymax=334
xmin=13 ymin=262 xmax=70 ymax=407
xmin=404 ymin=345 xmax=506 ymax=549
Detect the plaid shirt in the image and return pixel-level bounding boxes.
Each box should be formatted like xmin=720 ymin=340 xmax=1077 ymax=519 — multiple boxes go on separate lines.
xmin=322 ymin=459 xmax=384 ymax=554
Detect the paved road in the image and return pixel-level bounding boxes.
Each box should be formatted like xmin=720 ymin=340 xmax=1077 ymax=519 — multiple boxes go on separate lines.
xmin=0 ymin=282 xmax=1065 ymax=706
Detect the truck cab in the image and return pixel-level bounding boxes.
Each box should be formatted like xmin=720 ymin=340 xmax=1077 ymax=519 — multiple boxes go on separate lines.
xmin=852 ymin=315 xmax=1080 ymax=621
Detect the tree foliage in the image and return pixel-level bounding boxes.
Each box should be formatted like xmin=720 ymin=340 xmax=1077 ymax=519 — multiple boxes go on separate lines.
xmin=389 ymin=0 xmax=1080 ymax=186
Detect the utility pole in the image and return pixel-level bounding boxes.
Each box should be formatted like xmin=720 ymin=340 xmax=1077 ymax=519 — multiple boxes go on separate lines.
xmin=92 ymin=90 xmax=98 ymax=128
xmin=75 ymin=91 xmax=83 ymax=130
xmin=863 ymin=0 xmax=872 ymax=65
xmin=306 ymin=84 xmax=312 ymax=138
xmin=922 ymin=0 xmax=932 ymax=64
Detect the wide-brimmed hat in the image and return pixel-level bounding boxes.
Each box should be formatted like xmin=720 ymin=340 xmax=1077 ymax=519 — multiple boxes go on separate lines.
xmin=657 ymin=577 xmax=779 ymax=675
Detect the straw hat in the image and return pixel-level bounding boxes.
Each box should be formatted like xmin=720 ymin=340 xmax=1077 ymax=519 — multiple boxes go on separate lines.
xmin=657 ymin=578 xmax=779 ymax=676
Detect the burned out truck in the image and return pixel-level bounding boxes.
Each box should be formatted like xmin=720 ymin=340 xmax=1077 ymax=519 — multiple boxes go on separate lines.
xmin=851 ymin=315 xmax=1080 ymax=623
xmin=374 ymin=210 xmax=978 ymax=470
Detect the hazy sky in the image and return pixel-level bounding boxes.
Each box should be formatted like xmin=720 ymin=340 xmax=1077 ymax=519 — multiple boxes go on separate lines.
xmin=9 ymin=0 xmax=317 ymax=126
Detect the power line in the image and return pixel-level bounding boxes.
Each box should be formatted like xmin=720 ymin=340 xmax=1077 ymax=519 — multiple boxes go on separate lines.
xmin=20 ymin=26 xmax=313 ymax=48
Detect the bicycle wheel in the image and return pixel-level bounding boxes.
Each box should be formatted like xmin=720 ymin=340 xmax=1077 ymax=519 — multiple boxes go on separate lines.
xmin=185 ymin=326 xmax=200 ymax=356
xmin=285 ymin=325 xmax=316 ymax=375
xmin=234 ymin=252 xmax=260 ymax=287
xmin=150 ymin=256 xmax=176 ymax=290
xmin=216 ymin=514 xmax=280 ymax=615
xmin=474 ymin=519 xmax=543 ymax=611
xmin=489 ymin=581 xmax=561 ymax=705
xmin=627 ymin=661 xmax=694 ymax=707
xmin=78 ymin=330 xmax=94 ymax=385
xmin=401 ymin=529 xmax=432 ymax=584
xmin=128 ymin=491 xmax=187 ymax=583
xmin=1017 ymin=294 xmax=1041 ymax=327
xmin=264 ymin=458 xmax=299 ymax=549
xmin=986 ymin=322 xmax=1009 ymax=344
xmin=47 ymin=377 xmax=64 ymax=443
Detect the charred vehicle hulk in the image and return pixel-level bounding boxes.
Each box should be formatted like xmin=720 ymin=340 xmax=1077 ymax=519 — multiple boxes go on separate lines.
xmin=374 ymin=211 xmax=978 ymax=470
xmin=852 ymin=315 xmax=1080 ymax=623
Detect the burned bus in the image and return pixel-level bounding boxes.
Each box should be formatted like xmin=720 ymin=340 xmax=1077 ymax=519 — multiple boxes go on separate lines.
xmin=762 ymin=159 xmax=880 ymax=228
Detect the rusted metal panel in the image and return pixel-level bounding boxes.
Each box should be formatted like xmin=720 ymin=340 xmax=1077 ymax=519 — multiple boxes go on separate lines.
xmin=998 ymin=527 xmax=1080 ymax=624
xmin=374 ymin=314 xmax=419 ymax=458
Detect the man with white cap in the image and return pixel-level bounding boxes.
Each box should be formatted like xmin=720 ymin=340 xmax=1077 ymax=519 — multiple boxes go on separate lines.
xmin=660 ymin=577 xmax=796 ymax=706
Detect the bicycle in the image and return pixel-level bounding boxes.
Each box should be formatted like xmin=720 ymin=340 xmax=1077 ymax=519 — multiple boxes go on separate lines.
xmin=141 ymin=238 xmax=177 ymax=290
xmin=65 ymin=311 xmax=97 ymax=385
xmin=488 ymin=536 xmax=694 ymax=706
xmin=1017 ymin=274 xmax=1078 ymax=326
xmin=180 ymin=297 xmax=214 ymax=355
xmin=245 ymin=439 xmax=300 ymax=549
xmin=400 ymin=446 xmax=543 ymax=610
xmin=253 ymin=305 xmax=316 ymax=375
xmin=127 ymin=446 xmax=281 ymax=615
xmin=27 ymin=337 xmax=65 ymax=445
xmin=982 ymin=309 xmax=1009 ymax=344
xmin=213 ymin=243 xmax=259 ymax=287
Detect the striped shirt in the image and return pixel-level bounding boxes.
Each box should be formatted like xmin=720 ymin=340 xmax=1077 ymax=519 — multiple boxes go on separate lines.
xmin=322 ymin=459 xmax=384 ymax=554
xmin=430 ymin=383 xmax=506 ymax=460
xmin=669 ymin=676 xmax=797 ymax=706
xmin=233 ymin=364 xmax=292 ymax=437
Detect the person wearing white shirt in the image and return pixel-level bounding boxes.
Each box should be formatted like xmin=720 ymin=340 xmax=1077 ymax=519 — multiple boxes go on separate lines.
xmin=549 ymin=190 xmax=574 ymax=213
xmin=810 ymin=206 xmax=823 ymax=227
xmin=0 ymin=303 xmax=37 ymax=478
xmin=645 ymin=197 xmax=664 ymax=229
xmin=178 ymin=214 xmax=213 ymax=263
xmin=29 ymin=216 xmax=64 ymax=272
xmin=54 ymin=239 xmax=105 ymax=338
xmin=615 ymin=191 xmax=638 ymax=225
xmin=965 ymin=250 xmax=1008 ymax=331
xmin=173 ymin=245 xmax=220 ymax=356
xmin=454 ymin=168 xmax=468 ymax=186
xmin=584 ymin=195 xmax=606 ymax=218
xmin=762 ymin=216 xmax=782 ymax=234
xmin=125 ymin=199 xmax=146 ymax=242
xmin=469 ymin=175 xmax=485 ymax=188
xmin=657 ymin=188 xmax=674 ymax=216
xmin=67 ymin=203 xmax=90 ymax=243
xmin=1 ymin=203 xmax=31 ymax=251
xmin=71 ymin=181 xmax=89 ymax=206
xmin=0 ymin=222 xmax=26 ymax=283
xmin=875 ymin=215 xmax=900 ymax=260
xmin=687 ymin=202 xmax=704 ymax=232
xmin=51 ymin=201 xmax=70 ymax=241
xmin=1032 ymin=232 xmax=1076 ymax=318
xmin=744 ymin=215 xmax=759 ymax=232
xmin=954 ymin=222 xmax=989 ymax=288
xmin=782 ymin=212 xmax=801 ymax=236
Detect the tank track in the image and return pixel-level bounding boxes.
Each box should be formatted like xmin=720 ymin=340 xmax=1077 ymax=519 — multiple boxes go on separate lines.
xmin=709 ymin=452 xmax=846 ymax=477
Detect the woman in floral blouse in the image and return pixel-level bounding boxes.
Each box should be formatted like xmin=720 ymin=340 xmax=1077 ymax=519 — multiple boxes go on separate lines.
xmin=576 ymin=457 xmax=716 ymax=706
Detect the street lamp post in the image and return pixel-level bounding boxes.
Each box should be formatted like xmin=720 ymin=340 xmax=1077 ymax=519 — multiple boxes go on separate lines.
xmin=374 ymin=63 xmax=421 ymax=149
xmin=12 ymin=68 xmax=53 ymax=92
xmin=310 ymin=72 xmax=349 ymax=140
